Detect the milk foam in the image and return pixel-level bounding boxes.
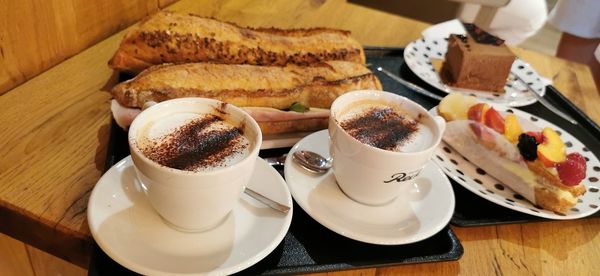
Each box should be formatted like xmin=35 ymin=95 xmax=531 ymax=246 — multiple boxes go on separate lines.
xmin=396 ymin=125 xmax=434 ymax=153
xmin=136 ymin=112 xmax=250 ymax=171
xmin=337 ymin=101 xmax=434 ymax=153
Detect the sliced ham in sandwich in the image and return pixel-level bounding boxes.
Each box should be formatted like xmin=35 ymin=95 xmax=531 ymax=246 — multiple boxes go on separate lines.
xmin=110 ymin=61 xmax=382 ymax=134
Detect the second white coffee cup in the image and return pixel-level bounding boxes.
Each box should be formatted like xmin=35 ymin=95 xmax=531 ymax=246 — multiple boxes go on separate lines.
xmin=329 ymin=90 xmax=446 ymax=205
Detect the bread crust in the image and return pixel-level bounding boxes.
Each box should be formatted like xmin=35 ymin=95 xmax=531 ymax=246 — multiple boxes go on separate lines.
xmin=112 ymin=61 xmax=382 ymax=109
xmin=109 ymin=11 xmax=366 ymax=72
xmin=534 ymin=186 xmax=575 ymax=214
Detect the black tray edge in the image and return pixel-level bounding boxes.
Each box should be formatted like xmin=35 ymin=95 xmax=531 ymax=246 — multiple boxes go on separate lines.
xmin=545 ymin=84 xmax=600 ymax=135
xmin=257 ymin=225 xmax=463 ymax=275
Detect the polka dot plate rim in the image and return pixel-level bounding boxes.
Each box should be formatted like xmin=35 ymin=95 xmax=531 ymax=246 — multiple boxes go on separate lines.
xmin=404 ymin=37 xmax=546 ymax=107
xmin=431 ymin=105 xmax=600 ymax=220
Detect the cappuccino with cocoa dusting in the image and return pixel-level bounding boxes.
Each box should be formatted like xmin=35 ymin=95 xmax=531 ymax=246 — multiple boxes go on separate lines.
xmin=135 ymin=112 xmax=250 ymax=172
xmin=337 ymin=101 xmax=434 ymax=152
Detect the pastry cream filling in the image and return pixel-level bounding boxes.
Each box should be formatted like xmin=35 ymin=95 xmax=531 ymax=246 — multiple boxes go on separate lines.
xmin=501 ymin=162 xmax=536 ymax=203
xmin=546 ymin=186 xmax=578 ymax=204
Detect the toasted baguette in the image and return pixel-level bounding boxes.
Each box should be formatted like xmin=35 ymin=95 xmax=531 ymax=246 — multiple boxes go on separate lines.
xmin=111 ymin=61 xmax=382 ymax=110
xmin=109 ymin=11 xmax=365 ymax=72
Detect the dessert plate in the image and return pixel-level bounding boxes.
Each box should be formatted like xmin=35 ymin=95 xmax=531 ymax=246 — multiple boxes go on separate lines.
xmin=404 ymin=37 xmax=546 ymax=107
xmin=88 ymin=156 xmax=293 ymax=275
xmin=284 ymin=130 xmax=455 ymax=245
xmin=431 ymin=106 xmax=600 ymax=219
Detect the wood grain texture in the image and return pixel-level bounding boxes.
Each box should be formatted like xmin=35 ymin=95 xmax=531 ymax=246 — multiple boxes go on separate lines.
xmin=0 ymin=233 xmax=35 ymax=276
xmin=0 ymin=28 xmax=122 ymax=266
xmin=26 ymin=244 xmax=87 ymax=276
xmin=0 ymin=0 xmax=598 ymax=274
xmin=0 ymin=0 xmax=178 ymax=95
xmin=0 ymin=233 xmax=86 ymax=276
xmin=511 ymin=47 xmax=600 ymax=123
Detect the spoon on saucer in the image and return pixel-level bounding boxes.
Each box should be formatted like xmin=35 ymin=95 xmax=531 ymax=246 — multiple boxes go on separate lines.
xmin=244 ymin=187 xmax=290 ymax=213
xmin=292 ymin=150 xmax=332 ymax=174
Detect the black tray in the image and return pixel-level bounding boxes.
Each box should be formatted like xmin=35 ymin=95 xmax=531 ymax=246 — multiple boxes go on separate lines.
xmin=89 ymin=49 xmax=465 ymax=275
xmin=365 ymin=47 xmax=600 ymax=226
xmin=90 ymin=125 xmax=463 ymax=276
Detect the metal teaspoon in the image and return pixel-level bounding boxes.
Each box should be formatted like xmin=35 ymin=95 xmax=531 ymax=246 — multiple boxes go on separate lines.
xmin=292 ymin=150 xmax=332 ymax=174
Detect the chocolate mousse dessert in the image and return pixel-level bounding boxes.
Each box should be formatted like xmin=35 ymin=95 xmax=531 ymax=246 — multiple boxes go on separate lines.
xmin=441 ymin=23 xmax=515 ymax=92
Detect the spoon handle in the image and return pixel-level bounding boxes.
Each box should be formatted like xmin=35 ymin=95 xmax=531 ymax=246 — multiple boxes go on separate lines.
xmin=376 ymin=67 xmax=443 ymax=101
xmin=244 ymin=187 xmax=291 ymax=213
xmin=511 ymin=73 xmax=577 ymax=125
xmin=263 ymin=154 xmax=287 ymax=166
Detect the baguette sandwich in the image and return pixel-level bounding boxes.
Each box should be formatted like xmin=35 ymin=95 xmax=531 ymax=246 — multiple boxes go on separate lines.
xmin=111 ymin=61 xmax=382 ymax=134
xmin=438 ymin=93 xmax=586 ymax=214
xmin=109 ymin=11 xmax=366 ymax=73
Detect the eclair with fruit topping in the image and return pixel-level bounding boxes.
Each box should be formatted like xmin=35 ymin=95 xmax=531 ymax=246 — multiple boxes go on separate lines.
xmin=438 ymin=93 xmax=586 ymax=214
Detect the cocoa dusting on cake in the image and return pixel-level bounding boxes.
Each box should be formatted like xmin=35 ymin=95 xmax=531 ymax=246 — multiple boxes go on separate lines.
xmin=142 ymin=115 xmax=247 ymax=171
xmin=340 ymin=107 xmax=419 ymax=151
xmin=462 ymin=23 xmax=504 ymax=46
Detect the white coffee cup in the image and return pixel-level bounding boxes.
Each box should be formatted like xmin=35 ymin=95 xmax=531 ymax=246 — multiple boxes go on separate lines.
xmin=328 ymin=90 xmax=446 ymax=205
xmin=128 ymin=98 xmax=262 ymax=232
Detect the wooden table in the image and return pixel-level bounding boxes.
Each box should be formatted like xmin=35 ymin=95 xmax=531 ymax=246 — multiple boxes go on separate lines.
xmin=1 ymin=0 xmax=598 ymax=274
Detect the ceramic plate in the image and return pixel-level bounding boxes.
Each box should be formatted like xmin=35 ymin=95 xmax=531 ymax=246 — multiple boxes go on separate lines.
xmin=284 ymin=130 xmax=454 ymax=245
xmin=88 ymin=156 xmax=293 ymax=275
xmin=431 ymin=106 xmax=600 ymax=219
xmin=404 ymin=37 xmax=546 ymax=107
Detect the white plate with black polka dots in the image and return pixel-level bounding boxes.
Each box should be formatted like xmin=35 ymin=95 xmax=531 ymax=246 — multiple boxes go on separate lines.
xmin=404 ymin=37 xmax=547 ymax=107
xmin=431 ymin=105 xmax=600 ymax=219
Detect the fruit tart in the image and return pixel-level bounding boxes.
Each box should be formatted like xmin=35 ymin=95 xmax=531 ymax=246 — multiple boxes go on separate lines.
xmin=437 ymin=93 xmax=586 ymax=214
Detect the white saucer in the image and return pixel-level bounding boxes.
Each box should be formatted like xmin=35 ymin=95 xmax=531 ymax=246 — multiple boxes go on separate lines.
xmin=284 ymin=130 xmax=455 ymax=245
xmin=88 ymin=156 xmax=293 ymax=275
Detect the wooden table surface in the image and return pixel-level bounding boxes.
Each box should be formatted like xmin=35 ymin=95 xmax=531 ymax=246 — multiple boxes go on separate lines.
xmin=1 ymin=0 xmax=598 ymax=274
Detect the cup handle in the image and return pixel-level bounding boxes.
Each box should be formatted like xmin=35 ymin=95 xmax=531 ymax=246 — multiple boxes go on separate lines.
xmin=434 ymin=115 xmax=446 ymax=134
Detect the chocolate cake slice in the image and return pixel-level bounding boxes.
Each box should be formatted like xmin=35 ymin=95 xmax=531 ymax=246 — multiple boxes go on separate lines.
xmin=441 ymin=23 xmax=515 ymax=92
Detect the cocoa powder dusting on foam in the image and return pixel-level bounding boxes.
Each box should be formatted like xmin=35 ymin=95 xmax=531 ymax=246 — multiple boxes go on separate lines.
xmin=340 ymin=107 xmax=419 ymax=151
xmin=142 ymin=115 xmax=247 ymax=171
